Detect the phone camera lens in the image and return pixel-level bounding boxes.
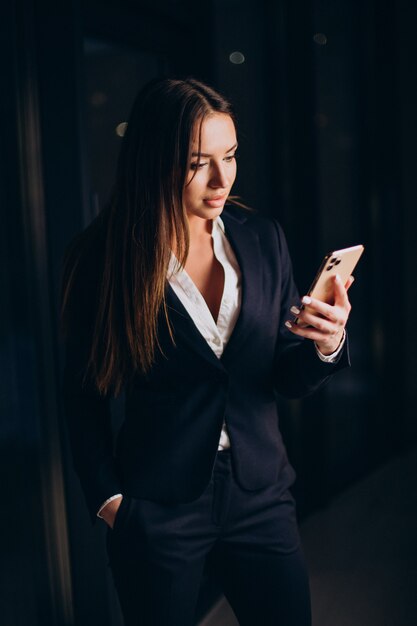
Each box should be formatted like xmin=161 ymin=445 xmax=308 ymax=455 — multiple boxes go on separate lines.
xmin=335 ymin=259 xmax=341 ymax=265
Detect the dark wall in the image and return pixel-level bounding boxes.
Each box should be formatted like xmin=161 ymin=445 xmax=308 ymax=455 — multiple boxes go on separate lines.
xmin=2 ymin=0 xmax=416 ymax=624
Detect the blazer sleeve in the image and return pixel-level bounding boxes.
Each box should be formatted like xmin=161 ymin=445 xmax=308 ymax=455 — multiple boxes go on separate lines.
xmin=272 ymin=220 xmax=350 ymax=398
xmin=62 ymin=255 xmax=122 ymax=524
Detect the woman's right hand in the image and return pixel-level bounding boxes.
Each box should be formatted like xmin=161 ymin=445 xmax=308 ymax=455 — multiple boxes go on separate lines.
xmin=100 ymin=495 xmax=123 ymax=529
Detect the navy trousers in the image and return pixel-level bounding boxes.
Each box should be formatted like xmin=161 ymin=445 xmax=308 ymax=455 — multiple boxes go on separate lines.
xmin=106 ymin=451 xmax=312 ymax=626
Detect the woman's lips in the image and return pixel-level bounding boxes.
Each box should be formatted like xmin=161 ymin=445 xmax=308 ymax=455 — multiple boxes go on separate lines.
xmin=203 ymin=195 xmax=226 ymax=208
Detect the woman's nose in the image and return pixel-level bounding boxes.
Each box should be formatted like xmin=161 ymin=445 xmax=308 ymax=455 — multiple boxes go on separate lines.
xmin=209 ymin=164 xmax=229 ymax=188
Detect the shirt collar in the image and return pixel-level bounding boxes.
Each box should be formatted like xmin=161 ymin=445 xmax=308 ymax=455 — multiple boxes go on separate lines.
xmin=214 ymin=215 xmax=225 ymax=234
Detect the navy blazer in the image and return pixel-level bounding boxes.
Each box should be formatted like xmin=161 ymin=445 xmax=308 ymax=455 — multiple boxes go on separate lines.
xmin=63 ymin=206 xmax=350 ymax=522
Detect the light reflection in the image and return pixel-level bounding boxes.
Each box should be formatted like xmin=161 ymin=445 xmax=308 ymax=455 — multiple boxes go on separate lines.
xmin=229 ymin=51 xmax=245 ymax=65
xmin=115 ymin=122 xmax=128 ymax=137
xmin=313 ymin=33 xmax=328 ymax=46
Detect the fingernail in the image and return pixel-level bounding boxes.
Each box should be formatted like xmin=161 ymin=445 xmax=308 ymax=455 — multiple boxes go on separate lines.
xmin=285 ymin=320 xmax=292 ymax=329
xmin=290 ymin=306 xmax=300 ymax=315
xmin=335 ymin=274 xmax=341 ymax=282
xmin=302 ymin=296 xmax=311 ymax=305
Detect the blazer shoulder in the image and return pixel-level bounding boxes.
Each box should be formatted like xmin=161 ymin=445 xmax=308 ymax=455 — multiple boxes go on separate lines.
xmin=223 ymin=205 xmax=288 ymax=252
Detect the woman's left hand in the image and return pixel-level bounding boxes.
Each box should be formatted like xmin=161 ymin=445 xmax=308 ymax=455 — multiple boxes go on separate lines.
xmin=285 ymin=274 xmax=354 ymax=356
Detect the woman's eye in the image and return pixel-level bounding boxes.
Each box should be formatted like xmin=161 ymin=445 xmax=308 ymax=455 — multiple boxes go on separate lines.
xmin=190 ymin=154 xmax=237 ymax=170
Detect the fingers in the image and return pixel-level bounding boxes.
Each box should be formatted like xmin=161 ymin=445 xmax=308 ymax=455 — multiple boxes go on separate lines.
xmin=345 ymin=275 xmax=355 ymax=291
xmin=288 ymin=304 xmax=344 ymax=339
xmin=295 ymin=295 xmax=337 ymax=322
xmin=286 ymin=318 xmax=338 ymax=340
xmin=334 ymin=274 xmax=351 ymax=308
xmin=293 ymin=307 xmax=341 ymax=333
xmin=285 ymin=320 xmax=327 ymax=341
xmin=284 ymin=317 xmax=343 ymax=353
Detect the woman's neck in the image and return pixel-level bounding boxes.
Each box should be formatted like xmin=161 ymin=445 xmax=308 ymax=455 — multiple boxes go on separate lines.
xmin=171 ymin=215 xmax=214 ymax=259
xmin=187 ymin=214 xmax=213 ymax=243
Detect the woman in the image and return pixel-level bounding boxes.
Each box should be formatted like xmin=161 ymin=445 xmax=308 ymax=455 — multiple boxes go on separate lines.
xmin=62 ymin=77 xmax=352 ymax=625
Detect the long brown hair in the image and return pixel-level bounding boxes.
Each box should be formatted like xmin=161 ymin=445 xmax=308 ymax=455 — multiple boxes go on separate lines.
xmin=61 ymin=77 xmax=238 ymax=396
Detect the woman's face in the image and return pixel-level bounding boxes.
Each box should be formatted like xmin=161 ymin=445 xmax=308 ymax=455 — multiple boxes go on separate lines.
xmin=183 ymin=113 xmax=237 ymax=222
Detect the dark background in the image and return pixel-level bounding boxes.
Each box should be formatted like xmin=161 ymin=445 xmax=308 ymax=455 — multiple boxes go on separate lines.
xmin=1 ymin=0 xmax=416 ymax=624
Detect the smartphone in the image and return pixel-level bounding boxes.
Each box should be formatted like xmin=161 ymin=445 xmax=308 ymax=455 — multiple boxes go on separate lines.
xmin=294 ymin=244 xmax=364 ymax=325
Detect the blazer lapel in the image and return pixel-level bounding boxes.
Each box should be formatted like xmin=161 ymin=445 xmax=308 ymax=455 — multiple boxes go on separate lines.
xmin=165 ymin=285 xmax=226 ymax=372
xmin=220 ymin=209 xmax=262 ymax=362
